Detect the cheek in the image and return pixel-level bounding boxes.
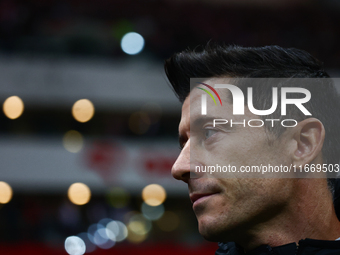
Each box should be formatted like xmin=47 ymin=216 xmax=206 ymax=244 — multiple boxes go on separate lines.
xmin=207 ymin=134 xmax=269 ymax=164
xmin=240 ymin=179 xmax=295 ymax=212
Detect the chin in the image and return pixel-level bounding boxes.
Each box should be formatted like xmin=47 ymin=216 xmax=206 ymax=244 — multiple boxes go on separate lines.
xmin=199 ymin=225 xmax=224 ymax=242
xmin=197 ymin=213 xmax=241 ymax=243
xmin=197 ymin=217 xmax=227 ymax=242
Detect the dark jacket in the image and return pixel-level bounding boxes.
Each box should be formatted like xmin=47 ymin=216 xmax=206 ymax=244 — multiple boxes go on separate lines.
xmin=215 ymin=239 xmax=340 ymax=255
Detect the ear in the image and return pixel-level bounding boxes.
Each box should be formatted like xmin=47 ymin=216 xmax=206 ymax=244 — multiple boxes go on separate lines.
xmin=292 ymin=118 xmax=325 ymax=165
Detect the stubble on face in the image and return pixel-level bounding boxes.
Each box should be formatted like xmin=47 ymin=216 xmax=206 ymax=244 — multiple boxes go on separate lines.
xmin=177 ymin=78 xmax=298 ymax=244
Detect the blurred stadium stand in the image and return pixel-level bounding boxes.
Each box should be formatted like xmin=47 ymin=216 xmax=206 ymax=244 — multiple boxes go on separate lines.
xmin=0 ymin=0 xmax=339 ymax=254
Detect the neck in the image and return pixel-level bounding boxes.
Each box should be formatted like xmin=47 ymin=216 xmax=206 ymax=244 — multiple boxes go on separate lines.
xmin=237 ymin=179 xmax=340 ymax=252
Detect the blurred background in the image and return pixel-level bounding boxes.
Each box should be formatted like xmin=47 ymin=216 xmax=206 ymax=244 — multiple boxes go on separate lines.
xmin=0 ymin=0 xmax=339 ymax=254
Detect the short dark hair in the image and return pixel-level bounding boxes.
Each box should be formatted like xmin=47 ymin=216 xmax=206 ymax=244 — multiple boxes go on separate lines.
xmin=164 ymin=43 xmax=340 ymax=200
xmin=165 ymin=44 xmax=330 ymax=102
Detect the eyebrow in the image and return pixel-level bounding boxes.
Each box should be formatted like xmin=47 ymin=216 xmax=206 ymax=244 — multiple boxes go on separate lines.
xmin=191 ymin=116 xmax=233 ymax=130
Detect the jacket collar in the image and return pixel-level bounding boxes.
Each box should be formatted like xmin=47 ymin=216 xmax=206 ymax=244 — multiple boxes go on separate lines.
xmin=216 ymin=239 xmax=340 ymax=255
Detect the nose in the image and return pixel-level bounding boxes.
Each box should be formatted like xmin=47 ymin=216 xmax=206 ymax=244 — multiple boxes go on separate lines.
xmin=172 ymin=140 xmax=191 ymax=183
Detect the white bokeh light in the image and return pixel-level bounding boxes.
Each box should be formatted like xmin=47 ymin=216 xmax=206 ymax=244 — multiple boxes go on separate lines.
xmin=95 ymin=228 xmax=115 ymax=249
xmin=65 ymin=236 xmax=86 ymax=255
xmin=87 ymin=221 xmax=116 ymax=249
xmin=121 ymin=32 xmax=145 ymax=55
xmin=106 ymin=220 xmax=128 ymax=242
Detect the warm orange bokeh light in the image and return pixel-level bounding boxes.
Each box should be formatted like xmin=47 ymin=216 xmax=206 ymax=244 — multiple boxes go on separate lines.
xmin=3 ymin=96 xmax=24 ymax=119
xmin=68 ymin=183 xmax=91 ymax=205
xmin=0 ymin=181 xmax=13 ymax=204
xmin=142 ymin=184 xmax=166 ymax=206
xmin=72 ymin=99 xmax=95 ymax=123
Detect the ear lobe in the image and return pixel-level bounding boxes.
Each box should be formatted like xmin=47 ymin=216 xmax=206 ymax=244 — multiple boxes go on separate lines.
xmin=293 ymin=118 xmax=325 ymax=165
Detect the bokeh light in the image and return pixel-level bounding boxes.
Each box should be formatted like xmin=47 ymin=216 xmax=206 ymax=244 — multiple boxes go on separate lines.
xmin=87 ymin=220 xmax=117 ymax=249
xmin=123 ymin=211 xmax=139 ymax=224
xmin=98 ymin=218 xmax=113 ymax=227
xmin=87 ymin=223 xmax=98 ymax=244
xmin=127 ymin=230 xmax=147 ymax=243
xmin=126 ymin=213 xmax=150 ymax=244
xmin=93 ymin=227 xmax=115 ymax=249
xmin=78 ymin=233 xmax=96 ymax=253
xmin=127 ymin=214 xmax=152 ymax=235
xmin=120 ymin=32 xmax=144 ymax=55
xmin=3 ymin=96 xmax=24 ymax=119
xmin=142 ymin=184 xmax=166 ymax=206
xmin=0 ymin=181 xmax=13 ymax=204
xmin=68 ymin=183 xmax=91 ymax=205
xmin=106 ymin=187 xmax=130 ymax=208
xmin=156 ymin=211 xmax=180 ymax=232
xmin=141 ymin=202 xmax=164 ymax=220
xmin=63 ymin=130 xmax=84 ymax=153
xmin=106 ymin=220 xmax=128 ymax=242
xmin=65 ymin=236 xmax=86 ymax=255
xmin=72 ymin=99 xmax=95 ymax=123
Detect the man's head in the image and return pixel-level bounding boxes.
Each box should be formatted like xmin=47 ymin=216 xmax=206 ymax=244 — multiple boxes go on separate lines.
xmin=165 ymin=44 xmax=340 ymax=167
xmin=164 ymin=44 xmax=340 ymax=248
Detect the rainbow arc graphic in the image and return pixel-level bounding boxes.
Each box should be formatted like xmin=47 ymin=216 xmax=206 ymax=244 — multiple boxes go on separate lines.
xmin=196 ymin=82 xmax=222 ymax=106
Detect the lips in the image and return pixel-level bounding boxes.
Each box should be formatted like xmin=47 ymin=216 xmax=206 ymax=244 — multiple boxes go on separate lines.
xmin=190 ymin=193 xmax=217 ymax=204
xmin=188 ymin=179 xmax=221 ymax=206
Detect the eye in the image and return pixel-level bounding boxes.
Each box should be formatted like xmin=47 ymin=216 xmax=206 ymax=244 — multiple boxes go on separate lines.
xmin=204 ymin=129 xmax=218 ymax=139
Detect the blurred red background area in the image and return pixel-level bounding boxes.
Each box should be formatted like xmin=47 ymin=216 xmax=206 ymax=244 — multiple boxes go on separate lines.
xmin=0 ymin=242 xmax=218 ymax=255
